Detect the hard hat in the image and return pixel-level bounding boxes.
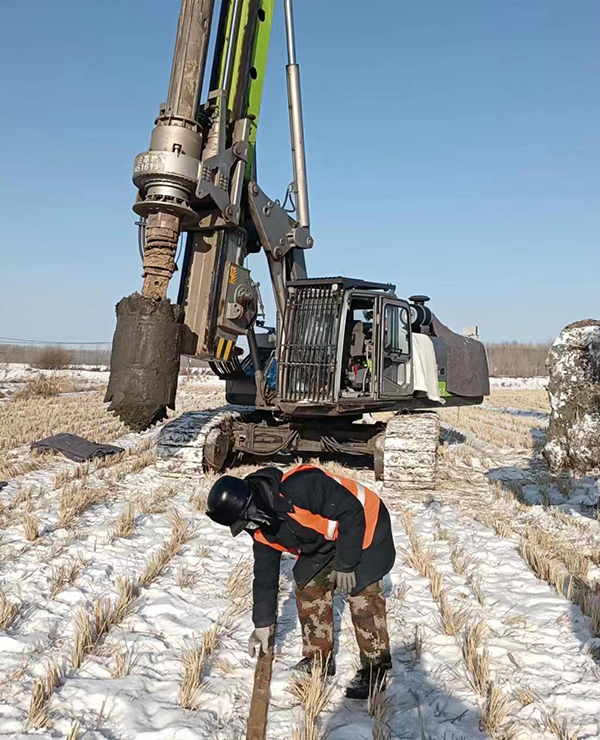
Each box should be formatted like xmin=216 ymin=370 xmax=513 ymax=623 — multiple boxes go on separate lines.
xmin=206 ymin=475 xmax=252 ymax=535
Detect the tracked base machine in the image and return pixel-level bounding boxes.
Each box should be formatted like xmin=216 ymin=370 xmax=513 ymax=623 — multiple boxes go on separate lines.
xmin=106 ymin=0 xmax=490 ymax=488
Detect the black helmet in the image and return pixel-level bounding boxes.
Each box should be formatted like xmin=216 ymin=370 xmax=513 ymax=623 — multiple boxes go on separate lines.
xmin=206 ymin=476 xmax=252 ymax=531
xmin=206 ymin=474 xmax=280 ymax=537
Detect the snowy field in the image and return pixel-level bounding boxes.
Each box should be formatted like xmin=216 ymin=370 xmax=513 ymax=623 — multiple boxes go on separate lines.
xmin=1 ymin=366 xmax=599 ymax=740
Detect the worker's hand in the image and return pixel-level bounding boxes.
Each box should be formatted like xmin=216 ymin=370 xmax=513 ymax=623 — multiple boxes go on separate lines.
xmin=248 ymin=626 xmax=273 ymax=658
xmin=335 ymin=570 xmax=357 ymax=594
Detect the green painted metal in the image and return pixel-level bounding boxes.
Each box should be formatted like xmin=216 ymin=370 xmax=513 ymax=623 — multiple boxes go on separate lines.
xmin=212 ymin=0 xmax=275 ymax=175
xmin=438 ymin=380 xmax=454 ymax=397
xmin=244 ymin=0 xmax=275 ymax=173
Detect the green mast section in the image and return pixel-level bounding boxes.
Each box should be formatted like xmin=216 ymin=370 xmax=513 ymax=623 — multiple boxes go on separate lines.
xmin=214 ymin=0 xmax=275 ymax=177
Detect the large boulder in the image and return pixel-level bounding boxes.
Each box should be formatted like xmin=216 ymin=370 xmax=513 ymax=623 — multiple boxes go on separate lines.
xmin=543 ymin=320 xmax=600 ymax=475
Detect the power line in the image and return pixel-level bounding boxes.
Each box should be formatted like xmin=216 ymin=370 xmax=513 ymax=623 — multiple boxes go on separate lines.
xmin=0 ymin=336 xmax=111 ymax=346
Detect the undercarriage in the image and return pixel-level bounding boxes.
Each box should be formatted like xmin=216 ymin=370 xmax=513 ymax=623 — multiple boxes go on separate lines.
xmin=157 ymin=408 xmax=440 ymax=493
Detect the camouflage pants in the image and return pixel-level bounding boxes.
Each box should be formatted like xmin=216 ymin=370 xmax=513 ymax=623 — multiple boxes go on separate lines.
xmin=295 ymin=565 xmax=391 ymax=668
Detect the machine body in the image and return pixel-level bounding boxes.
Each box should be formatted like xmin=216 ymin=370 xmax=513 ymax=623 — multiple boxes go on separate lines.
xmin=107 ymin=0 xmax=489 ymax=485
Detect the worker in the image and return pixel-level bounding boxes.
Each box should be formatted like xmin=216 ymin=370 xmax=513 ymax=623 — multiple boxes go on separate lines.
xmin=206 ymin=464 xmax=395 ymax=699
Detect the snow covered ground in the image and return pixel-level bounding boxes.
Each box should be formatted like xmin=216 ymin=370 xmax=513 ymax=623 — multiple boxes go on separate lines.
xmin=1 ymin=372 xmax=599 ymax=739
xmin=490 ymin=377 xmax=549 ymax=390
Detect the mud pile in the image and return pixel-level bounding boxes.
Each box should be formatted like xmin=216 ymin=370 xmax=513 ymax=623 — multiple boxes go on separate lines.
xmin=105 ymin=293 xmax=182 ymax=431
xmin=543 ymin=319 xmax=600 ymax=475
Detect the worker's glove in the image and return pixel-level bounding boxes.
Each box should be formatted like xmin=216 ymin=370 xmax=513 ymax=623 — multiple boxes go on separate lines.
xmin=335 ymin=570 xmax=357 ymax=594
xmin=248 ymin=626 xmax=272 ymax=658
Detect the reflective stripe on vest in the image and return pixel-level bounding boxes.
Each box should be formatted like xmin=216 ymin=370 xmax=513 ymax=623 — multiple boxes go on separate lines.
xmin=281 ymin=464 xmax=381 ymax=549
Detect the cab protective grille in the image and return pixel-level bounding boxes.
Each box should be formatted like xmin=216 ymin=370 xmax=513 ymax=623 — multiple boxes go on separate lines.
xmin=278 ymin=284 xmax=343 ymax=403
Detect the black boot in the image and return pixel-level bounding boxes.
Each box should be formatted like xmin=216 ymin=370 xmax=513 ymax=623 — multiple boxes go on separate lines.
xmin=345 ymin=665 xmax=389 ymax=700
xmin=293 ymin=655 xmax=336 ymax=677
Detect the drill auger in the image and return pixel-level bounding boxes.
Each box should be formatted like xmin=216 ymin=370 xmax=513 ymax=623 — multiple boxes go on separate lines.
xmin=106 ymin=0 xmax=212 ymax=429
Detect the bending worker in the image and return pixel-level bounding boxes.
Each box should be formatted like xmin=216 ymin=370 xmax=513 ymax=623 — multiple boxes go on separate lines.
xmin=206 ymin=463 xmax=395 ymax=699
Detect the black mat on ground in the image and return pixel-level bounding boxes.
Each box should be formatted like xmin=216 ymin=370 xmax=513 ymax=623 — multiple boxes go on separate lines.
xmin=31 ymin=433 xmax=124 ymax=462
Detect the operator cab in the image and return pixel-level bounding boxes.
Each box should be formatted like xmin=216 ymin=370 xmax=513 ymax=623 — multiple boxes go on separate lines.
xmin=339 ymin=289 xmax=413 ymax=402
xmin=276 ymin=277 xmax=416 ymax=413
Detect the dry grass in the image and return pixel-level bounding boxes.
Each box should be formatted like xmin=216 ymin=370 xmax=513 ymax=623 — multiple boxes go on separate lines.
xmin=439 ymin=405 xmax=546 ymax=451
xmin=110 ymin=449 xmax=156 ymax=481
xmin=71 ymin=576 xmax=139 ymax=670
xmin=71 ymin=609 xmax=93 ymax=669
xmin=0 ymin=591 xmax=21 ymax=629
xmin=196 ymin=544 xmax=210 ymax=559
xmin=53 ymin=462 xmax=90 ymax=490
xmin=391 ymin=580 xmax=410 ymax=606
xmin=369 ymin=675 xmax=393 ymax=740
xmin=110 ymin=505 xmax=136 ymax=540
xmin=474 ymin=510 xmax=514 ymax=540
xmin=288 ymin=655 xmax=335 ymax=740
xmin=23 ymin=512 xmax=39 ymax=541
xmin=520 ymin=537 xmax=600 ymax=634
xmin=137 ymin=484 xmax=176 ymax=515
xmin=467 ymin=575 xmax=485 ymax=606
xmin=138 ymin=512 xmax=195 ymax=589
xmin=462 ymin=622 xmax=490 ymax=696
xmin=519 ymin=541 xmax=573 ymax=599
xmin=413 ymin=624 xmax=424 ymax=660
xmin=572 ymin=586 xmax=600 ymax=636
xmin=515 ymin=687 xmax=536 ymax=707
xmin=14 ymin=374 xmax=70 ymax=400
xmin=544 ymin=714 xmax=582 ymax=740
xmin=450 ymin=542 xmax=474 ymax=576
xmin=479 ymin=683 xmax=513 ymax=738
xmin=176 ymin=565 xmax=198 ymax=589
xmin=213 ymin=657 xmax=235 ymax=675
xmin=111 ymin=642 xmax=136 ymax=679
xmin=189 ymin=470 xmax=218 ymax=511
xmin=428 ymin=567 xmax=444 ymax=602
xmin=402 ymin=511 xmax=435 ymax=578
xmin=26 ymin=661 xmax=61 ymax=730
xmin=49 ymin=562 xmax=81 ymax=598
xmin=58 ymin=482 xmax=112 ymax=528
xmin=525 ymin=526 xmax=590 ymax=579
xmin=227 ymin=558 xmax=253 ymax=602
xmin=0 ymin=453 xmax=44 ymax=480
xmin=67 ymin=721 xmax=81 ymax=740
xmin=437 ymin=593 xmax=471 ymax=636
xmin=488 ymin=389 xmax=550 ymax=413
xmin=180 ymin=623 xmax=222 ymax=710
xmin=0 ymin=391 xmax=127 ymax=453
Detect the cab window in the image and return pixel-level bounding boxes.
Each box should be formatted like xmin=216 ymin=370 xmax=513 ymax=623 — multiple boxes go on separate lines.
xmin=384 ymin=304 xmax=410 ymax=355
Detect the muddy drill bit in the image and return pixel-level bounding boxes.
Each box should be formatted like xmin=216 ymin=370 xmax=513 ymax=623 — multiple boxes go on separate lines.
xmin=106 ymin=0 xmax=214 ymax=430
xmin=141 ymin=213 xmax=181 ymax=300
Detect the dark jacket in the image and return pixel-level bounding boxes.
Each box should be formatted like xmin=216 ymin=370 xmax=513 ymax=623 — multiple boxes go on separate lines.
xmin=247 ymin=467 xmax=396 ymax=627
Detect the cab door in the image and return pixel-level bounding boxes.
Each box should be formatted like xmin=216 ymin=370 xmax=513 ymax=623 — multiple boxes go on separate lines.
xmin=376 ymin=298 xmax=413 ymax=398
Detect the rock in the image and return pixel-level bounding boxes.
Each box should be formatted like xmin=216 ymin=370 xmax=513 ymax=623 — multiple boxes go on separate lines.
xmin=543 ymin=320 xmax=600 ymax=475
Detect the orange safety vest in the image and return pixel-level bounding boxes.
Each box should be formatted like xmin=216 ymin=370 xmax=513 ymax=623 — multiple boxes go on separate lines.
xmin=253 ymin=464 xmax=381 ymax=554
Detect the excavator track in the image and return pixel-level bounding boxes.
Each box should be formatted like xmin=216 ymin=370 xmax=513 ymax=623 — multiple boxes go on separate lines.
xmin=157 ymin=407 xmax=247 ymax=477
xmin=376 ymin=411 xmax=439 ymax=505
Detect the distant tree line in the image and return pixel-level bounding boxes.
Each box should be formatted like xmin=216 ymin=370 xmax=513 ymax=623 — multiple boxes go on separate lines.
xmin=0 ymin=343 xmax=110 ymax=368
xmin=1 ymin=339 xmax=551 ymax=378
xmin=0 ymin=342 xmax=211 ymax=372
xmin=484 ymin=342 xmax=550 ymax=377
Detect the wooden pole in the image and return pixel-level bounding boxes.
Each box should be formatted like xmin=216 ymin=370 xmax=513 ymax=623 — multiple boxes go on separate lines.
xmin=246 ymin=627 xmax=275 ymax=740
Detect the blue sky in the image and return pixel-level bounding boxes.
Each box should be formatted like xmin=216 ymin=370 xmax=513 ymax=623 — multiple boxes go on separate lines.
xmin=1 ymin=0 xmax=598 ymax=343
